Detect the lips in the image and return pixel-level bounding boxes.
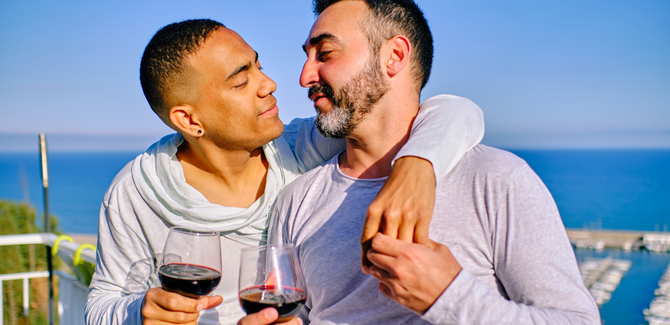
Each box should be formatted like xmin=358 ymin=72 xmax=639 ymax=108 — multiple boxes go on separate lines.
xmin=310 ymin=92 xmax=326 ymax=103
xmin=308 ymin=84 xmax=335 ymax=109
xmin=259 ymin=99 xmax=279 ymax=116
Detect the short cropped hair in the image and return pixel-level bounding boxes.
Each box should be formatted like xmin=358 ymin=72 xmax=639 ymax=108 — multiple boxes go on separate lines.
xmin=313 ymin=0 xmax=433 ymax=92
xmin=139 ymin=19 xmax=224 ymax=122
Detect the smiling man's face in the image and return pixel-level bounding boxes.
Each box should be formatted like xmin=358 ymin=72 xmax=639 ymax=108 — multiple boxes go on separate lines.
xmin=185 ymin=27 xmax=284 ymax=150
xmin=300 ymin=1 xmax=389 ymax=138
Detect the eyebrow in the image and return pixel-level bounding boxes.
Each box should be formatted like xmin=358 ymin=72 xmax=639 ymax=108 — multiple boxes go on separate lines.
xmin=226 ymin=51 xmax=259 ymax=81
xmin=302 ymin=33 xmax=339 ymax=53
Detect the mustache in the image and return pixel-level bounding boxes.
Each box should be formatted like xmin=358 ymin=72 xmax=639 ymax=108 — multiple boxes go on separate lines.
xmin=308 ymin=83 xmax=336 ymax=103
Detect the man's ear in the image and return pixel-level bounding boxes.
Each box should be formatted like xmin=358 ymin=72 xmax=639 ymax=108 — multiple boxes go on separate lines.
xmin=169 ymin=105 xmax=203 ymax=137
xmin=383 ymin=35 xmax=411 ymax=78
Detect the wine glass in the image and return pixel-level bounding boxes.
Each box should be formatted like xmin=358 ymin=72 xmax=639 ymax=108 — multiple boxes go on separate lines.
xmin=158 ymin=227 xmax=222 ymax=299
xmin=238 ymin=244 xmax=307 ymax=323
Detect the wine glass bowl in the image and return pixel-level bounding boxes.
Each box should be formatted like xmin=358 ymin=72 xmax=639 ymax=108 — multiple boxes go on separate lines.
xmin=239 ymin=244 xmax=306 ymax=323
xmin=159 ymin=227 xmax=222 ymax=299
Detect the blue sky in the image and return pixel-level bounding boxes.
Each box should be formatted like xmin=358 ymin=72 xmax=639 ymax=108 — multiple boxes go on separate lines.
xmin=1 ymin=0 xmax=668 ymax=151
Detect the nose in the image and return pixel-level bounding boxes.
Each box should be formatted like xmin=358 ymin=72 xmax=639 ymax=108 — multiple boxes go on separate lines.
xmin=258 ymin=70 xmax=277 ymax=98
xmin=299 ymin=57 xmax=319 ymax=88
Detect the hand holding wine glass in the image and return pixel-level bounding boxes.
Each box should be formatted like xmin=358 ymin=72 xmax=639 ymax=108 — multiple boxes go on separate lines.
xmin=237 ymin=308 xmax=304 ymax=325
xmin=142 ymin=227 xmax=223 ymax=324
xmin=238 ymin=244 xmax=306 ymax=324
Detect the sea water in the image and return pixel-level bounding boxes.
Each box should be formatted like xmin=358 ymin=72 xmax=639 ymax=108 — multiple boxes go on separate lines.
xmin=513 ymin=149 xmax=670 ymax=231
xmin=574 ymin=248 xmax=670 ymax=325
xmin=0 ymin=151 xmax=140 ymax=233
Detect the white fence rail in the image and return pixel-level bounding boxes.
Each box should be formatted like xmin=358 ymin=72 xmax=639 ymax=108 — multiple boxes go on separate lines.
xmin=0 ymin=233 xmax=95 ymax=324
xmin=0 ymin=271 xmax=50 ymax=325
xmin=0 ymin=233 xmax=96 ymax=264
xmin=56 ymin=271 xmax=88 ymax=325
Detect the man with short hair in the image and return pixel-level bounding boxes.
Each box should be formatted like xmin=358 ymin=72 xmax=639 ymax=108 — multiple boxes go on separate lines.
xmin=262 ymin=0 xmax=601 ymax=324
xmin=85 ymin=18 xmax=485 ymax=325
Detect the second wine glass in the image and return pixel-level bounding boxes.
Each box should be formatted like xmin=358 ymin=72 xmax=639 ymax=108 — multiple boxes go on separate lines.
xmin=238 ymin=244 xmax=307 ymax=323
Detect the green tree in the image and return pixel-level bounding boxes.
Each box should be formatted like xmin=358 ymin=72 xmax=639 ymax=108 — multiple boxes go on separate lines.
xmin=0 ymin=200 xmax=60 ymax=325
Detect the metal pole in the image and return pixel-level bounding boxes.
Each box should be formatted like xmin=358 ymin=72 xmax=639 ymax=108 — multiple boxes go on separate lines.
xmin=39 ymin=134 xmax=55 ymax=325
xmin=1 ymin=279 xmax=4 ymax=325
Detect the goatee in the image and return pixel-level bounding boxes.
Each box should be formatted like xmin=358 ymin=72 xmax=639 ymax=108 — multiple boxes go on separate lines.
xmin=308 ymin=58 xmax=389 ymax=138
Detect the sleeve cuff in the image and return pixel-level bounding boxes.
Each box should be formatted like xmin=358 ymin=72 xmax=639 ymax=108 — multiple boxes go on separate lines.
xmin=126 ymin=292 xmax=148 ymax=324
xmin=421 ymin=269 xmax=481 ymax=325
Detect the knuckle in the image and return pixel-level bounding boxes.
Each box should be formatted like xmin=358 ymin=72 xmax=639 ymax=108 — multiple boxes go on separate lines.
xmin=417 ymin=207 xmax=432 ymax=219
xmin=141 ymin=308 xmax=151 ymax=319
xmin=385 ymin=209 xmax=401 ymax=222
xmin=402 ymin=209 xmax=419 ymax=222
xmin=175 ymin=312 xmax=191 ymax=323
xmin=367 ymin=203 xmax=384 ymax=216
xmin=400 ymin=248 xmax=419 ymax=263
xmin=389 ymin=283 xmax=403 ymax=297
xmin=395 ymin=269 xmax=410 ymax=282
xmin=145 ymin=288 xmax=157 ymax=299
xmin=165 ymin=295 xmax=180 ymax=310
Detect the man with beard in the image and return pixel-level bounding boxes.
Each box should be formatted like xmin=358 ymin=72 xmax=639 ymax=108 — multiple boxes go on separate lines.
xmin=249 ymin=0 xmax=601 ymax=324
xmin=85 ymin=18 xmax=485 ymax=325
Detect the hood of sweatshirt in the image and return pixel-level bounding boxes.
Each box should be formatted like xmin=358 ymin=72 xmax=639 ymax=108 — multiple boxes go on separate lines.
xmin=130 ymin=133 xmax=302 ymax=246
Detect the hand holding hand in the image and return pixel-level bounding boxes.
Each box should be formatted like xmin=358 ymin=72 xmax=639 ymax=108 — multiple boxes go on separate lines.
xmin=361 ymin=156 xmax=436 ymax=271
xmin=365 ymin=233 xmax=461 ymax=314
xmin=237 ymin=308 xmax=303 ymax=325
xmin=142 ymin=287 xmax=223 ymax=324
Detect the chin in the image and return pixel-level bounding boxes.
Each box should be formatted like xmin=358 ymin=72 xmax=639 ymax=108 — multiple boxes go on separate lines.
xmin=260 ymin=122 xmax=285 ymax=145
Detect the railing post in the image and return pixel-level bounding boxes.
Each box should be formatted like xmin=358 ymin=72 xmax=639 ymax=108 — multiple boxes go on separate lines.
xmin=23 ymin=277 xmax=29 ymax=317
xmin=1 ymin=279 xmax=4 ymax=325
xmin=39 ymin=133 xmax=55 ymax=325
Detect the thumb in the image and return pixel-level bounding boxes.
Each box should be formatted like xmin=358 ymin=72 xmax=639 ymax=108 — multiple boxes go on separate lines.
xmin=246 ymin=308 xmax=279 ymax=324
xmin=199 ymin=295 xmax=223 ymax=310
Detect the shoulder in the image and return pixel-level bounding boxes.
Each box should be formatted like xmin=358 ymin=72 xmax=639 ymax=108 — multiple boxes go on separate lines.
xmin=102 ymin=156 xmax=140 ymax=207
xmin=450 ymin=145 xmax=537 ymax=185
xmin=282 ymin=116 xmax=316 ymax=134
xmin=423 ymin=94 xmax=479 ymax=108
xmin=280 ymin=158 xmax=335 ymax=198
xmin=275 ymin=156 xmax=339 ymax=208
xmin=468 ymin=145 xmax=528 ymax=169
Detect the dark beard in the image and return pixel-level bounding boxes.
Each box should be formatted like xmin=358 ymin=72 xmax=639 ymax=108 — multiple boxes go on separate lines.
xmin=308 ymin=57 xmax=389 ymax=138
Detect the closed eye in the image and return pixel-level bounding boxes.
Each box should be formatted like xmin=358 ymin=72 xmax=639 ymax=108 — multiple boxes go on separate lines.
xmin=317 ymin=51 xmax=332 ymax=62
xmin=234 ymin=80 xmax=248 ymax=88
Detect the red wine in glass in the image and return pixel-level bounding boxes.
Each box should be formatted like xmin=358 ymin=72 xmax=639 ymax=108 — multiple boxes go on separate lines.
xmin=239 ymin=244 xmax=306 ymax=323
xmin=159 ymin=263 xmax=222 ymax=299
xmin=239 ymin=284 xmax=306 ymax=322
xmin=160 ymin=227 xmax=222 ymax=298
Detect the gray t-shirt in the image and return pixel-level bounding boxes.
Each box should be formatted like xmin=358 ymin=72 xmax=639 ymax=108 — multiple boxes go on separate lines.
xmin=269 ymin=145 xmax=600 ymax=325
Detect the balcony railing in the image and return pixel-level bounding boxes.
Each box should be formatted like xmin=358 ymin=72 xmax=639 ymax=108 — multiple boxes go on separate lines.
xmin=0 ymin=233 xmax=95 ymax=325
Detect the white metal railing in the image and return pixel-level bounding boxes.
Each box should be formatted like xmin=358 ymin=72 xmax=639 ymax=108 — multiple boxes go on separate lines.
xmin=55 ymin=271 xmax=89 ymax=325
xmin=0 ymin=271 xmax=50 ymax=324
xmin=0 ymin=233 xmax=96 ymax=264
xmin=0 ymin=233 xmax=96 ymax=324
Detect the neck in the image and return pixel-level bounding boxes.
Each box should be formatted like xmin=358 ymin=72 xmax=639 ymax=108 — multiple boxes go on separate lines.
xmin=339 ymin=92 xmax=420 ymax=179
xmin=176 ymin=138 xmax=269 ymax=208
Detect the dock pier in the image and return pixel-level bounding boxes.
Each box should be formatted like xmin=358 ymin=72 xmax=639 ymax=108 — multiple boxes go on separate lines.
xmin=567 ymin=229 xmax=670 ymax=252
